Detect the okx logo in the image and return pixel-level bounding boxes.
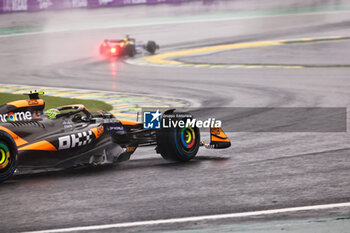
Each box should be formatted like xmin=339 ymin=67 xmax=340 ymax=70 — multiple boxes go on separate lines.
xmin=143 ymin=110 xmax=162 ymax=129
xmin=58 ymin=131 xmax=93 ymax=150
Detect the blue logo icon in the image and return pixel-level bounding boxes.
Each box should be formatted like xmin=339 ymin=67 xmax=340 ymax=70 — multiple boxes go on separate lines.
xmin=143 ymin=110 xmax=161 ymax=129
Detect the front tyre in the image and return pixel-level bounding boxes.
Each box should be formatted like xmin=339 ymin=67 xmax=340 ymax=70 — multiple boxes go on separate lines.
xmin=156 ymin=114 xmax=200 ymax=162
xmin=0 ymin=131 xmax=17 ymax=182
xmin=145 ymin=41 xmax=158 ymax=54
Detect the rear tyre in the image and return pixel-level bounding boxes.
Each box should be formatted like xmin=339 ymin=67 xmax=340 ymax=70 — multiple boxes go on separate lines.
xmin=0 ymin=131 xmax=17 ymax=182
xmin=99 ymin=45 xmax=105 ymax=55
xmin=126 ymin=44 xmax=136 ymax=57
xmin=156 ymin=112 xmax=200 ymax=162
xmin=146 ymin=41 xmax=158 ymax=54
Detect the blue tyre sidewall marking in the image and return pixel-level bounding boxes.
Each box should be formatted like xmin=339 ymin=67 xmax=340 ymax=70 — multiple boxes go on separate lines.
xmin=180 ymin=128 xmax=188 ymax=148
xmin=0 ymin=164 xmax=17 ymax=182
xmin=174 ymin=128 xmax=184 ymax=157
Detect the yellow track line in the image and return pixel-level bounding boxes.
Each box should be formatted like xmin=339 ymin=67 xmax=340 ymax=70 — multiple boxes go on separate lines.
xmin=141 ymin=36 xmax=349 ymax=68
xmin=145 ymin=41 xmax=283 ymax=65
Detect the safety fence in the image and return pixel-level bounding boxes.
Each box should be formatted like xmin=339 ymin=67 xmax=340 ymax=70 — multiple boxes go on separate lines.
xmin=0 ymin=0 xmax=210 ymax=13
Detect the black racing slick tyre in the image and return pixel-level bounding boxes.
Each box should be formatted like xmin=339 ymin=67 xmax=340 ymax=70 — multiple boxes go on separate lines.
xmin=126 ymin=44 xmax=136 ymax=57
xmin=0 ymin=131 xmax=17 ymax=182
xmin=145 ymin=41 xmax=158 ymax=54
xmin=156 ymin=112 xmax=200 ymax=162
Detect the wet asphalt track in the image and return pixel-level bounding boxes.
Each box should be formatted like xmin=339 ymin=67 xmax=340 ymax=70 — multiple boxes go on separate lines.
xmin=1 ymin=0 xmax=350 ymax=232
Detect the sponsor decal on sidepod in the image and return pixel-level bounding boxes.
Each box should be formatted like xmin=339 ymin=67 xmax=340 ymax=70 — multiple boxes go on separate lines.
xmin=0 ymin=111 xmax=32 ymax=122
xmin=58 ymin=131 xmax=93 ymax=150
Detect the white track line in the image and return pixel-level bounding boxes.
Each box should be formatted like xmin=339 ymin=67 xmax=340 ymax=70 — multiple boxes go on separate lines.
xmin=22 ymin=202 xmax=350 ymax=233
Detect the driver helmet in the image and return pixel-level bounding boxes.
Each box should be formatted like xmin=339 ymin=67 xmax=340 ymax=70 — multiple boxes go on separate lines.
xmin=45 ymin=108 xmax=60 ymax=119
xmin=123 ymin=35 xmax=130 ymax=42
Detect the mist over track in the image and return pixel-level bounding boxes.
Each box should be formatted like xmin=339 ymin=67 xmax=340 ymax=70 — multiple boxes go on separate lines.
xmin=1 ymin=0 xmax=350 ymax=232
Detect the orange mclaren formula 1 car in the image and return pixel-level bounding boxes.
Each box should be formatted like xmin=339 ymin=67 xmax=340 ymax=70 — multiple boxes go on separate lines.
xmin=0 ymin=92 xmax=230 ymax=182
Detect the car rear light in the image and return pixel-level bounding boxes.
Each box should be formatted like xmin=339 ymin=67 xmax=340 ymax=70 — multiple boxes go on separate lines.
xmin=120 ymin=42 xmax=125 ymax=47
xmin=110 ymin=47 xmax=117 ymax=53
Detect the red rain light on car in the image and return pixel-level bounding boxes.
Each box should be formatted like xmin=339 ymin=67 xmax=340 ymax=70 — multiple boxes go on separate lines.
xmin=110 ymin=47 xmax=117 ymax=53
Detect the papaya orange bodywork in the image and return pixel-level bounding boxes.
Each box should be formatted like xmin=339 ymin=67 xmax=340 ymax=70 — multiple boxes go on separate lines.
xmin=119 ymin=119 xmax=139 ymax=126
xmin=8 ymin=99 xmax=45 ymax=108
xmin=91 ymin=126 xmax=104 ymax=139
xmin=210 ymin=127 xmax=230 ymax=142
xmin=19 ymin=140 xmax=57 ymax=151
xmin=0 ymin=126 xmax=28 ymax=146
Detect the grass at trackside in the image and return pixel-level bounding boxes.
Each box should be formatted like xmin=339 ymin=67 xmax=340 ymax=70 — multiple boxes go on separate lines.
xmin=0 ymin=93 xmax=112 ymax=113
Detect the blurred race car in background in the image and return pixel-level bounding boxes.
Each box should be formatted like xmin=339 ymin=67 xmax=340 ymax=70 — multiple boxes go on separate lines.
xmin=99 ymin=35 xmax=159 ymax=57
xmin=0 ymin=92 xmax=230 ymax=182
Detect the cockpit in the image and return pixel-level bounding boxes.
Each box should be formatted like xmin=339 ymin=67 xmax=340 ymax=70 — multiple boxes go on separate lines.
xmin=44 ymin=105 xmax=92 ymax=122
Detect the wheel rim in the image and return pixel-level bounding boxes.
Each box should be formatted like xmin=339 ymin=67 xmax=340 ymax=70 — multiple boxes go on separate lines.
xmin=180 ymin=127 xmax=196 ymax=150
xmin=0 ymin=143 xmax=10 ymax=169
